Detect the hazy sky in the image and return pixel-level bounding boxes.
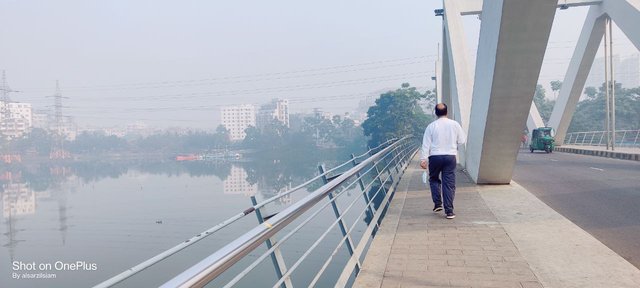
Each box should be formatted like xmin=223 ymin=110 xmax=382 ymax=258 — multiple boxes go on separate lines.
xmin=0 ymin=1 xmax=637 ymax=130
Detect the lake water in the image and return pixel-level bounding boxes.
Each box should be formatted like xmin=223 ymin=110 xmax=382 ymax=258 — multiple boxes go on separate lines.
xmin=1 ymin=155 xmax=381 ymax=287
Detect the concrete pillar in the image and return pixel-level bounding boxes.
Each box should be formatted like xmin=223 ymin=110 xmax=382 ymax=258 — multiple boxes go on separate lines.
xmin=548 ymin=6 xmax=606 ymax=144
xmin=466 ymin=0 xmax=558 ymax=184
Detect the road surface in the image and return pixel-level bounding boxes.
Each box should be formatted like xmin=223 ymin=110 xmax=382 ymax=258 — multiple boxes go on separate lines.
xmin=513 ymin=150 xmax=640 ymax=268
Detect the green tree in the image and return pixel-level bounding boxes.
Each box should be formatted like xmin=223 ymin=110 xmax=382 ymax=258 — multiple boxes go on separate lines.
xmin=11 ymin=128 xmax=54 ymax=156
xmin=69 ymin=131 xmax=128 ymax=153
xmin=533 ymin=84 xmax=555 ymax=124
xmin=361 ymin=83 xmax=432 ymax=147
xmin=213 ymin=125 xmax=230 ymax=148
xmin=568 ymin=82 xmax=640 ymax=132
xmin=550 ymin=80 xmax=562 ymax=99
xmin=241 ymin=119 xmax=289 ymax=151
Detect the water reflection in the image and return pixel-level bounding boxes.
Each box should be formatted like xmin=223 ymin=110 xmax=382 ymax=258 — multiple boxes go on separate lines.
xmin=223 ymin=165 xmax=257 ymax=197
xmin=0 ymin=156 xmax=316 ymax=252
xmin=2 ymin=183 xmax=35 ymax=217
xmin=0 ymin=148 xmax=364 ymax=287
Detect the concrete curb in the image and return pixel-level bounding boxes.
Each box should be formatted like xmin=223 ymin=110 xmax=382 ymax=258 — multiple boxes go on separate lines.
xmin=555 ymin=146 xmax=640 ymax=161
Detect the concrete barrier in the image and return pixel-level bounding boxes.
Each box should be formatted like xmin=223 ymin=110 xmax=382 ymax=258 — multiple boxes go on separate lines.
xmin=555 ymin=146 xmax=640 ymax=161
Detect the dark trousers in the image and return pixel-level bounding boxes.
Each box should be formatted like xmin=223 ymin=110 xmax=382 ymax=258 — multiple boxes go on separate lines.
xmin=428 ymin=155 xmax=457 ymax=214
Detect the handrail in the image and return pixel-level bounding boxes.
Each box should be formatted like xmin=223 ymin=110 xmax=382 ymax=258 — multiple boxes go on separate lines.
xmin=564 ymin=129 xmax=640 ymax=148
xmin=161 ymin=136 xmax=415 ymax=287
xmin=93 ymin=137 xmax=404 ymax=288
xmin=222 ymin=140 xmax=415 ymax=288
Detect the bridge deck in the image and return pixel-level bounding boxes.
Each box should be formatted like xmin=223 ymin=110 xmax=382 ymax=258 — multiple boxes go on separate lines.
xmin=354 ymin=155 xmax=640 ymax=288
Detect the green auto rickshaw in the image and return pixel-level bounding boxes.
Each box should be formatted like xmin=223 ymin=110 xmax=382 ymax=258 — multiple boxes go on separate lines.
xmin=530 ymin=127 xmax=555 ymax=153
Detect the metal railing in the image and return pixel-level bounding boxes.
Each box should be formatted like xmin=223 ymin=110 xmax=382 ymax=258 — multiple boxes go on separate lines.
xmin=564 ymin=130 xmax=640 ymax=148
xmin=95 ymin=136 xmax=418 ymax=288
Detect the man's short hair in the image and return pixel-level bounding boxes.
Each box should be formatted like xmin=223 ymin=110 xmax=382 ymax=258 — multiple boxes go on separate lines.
xmin=435 ymin=103 xmax=447 ymax=117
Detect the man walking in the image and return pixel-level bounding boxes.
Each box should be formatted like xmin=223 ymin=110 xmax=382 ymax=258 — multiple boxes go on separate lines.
xmin=420 ymin=103 xmax=466 ymax=219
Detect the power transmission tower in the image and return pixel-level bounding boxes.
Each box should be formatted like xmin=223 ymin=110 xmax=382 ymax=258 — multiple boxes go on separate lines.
xmin=0 ymin=71 xmax=20 ymax=156
xmin=1 ymin=71 xmax=14 ymax=137
xmin=49 ymin=81 xmax=69 ymax=159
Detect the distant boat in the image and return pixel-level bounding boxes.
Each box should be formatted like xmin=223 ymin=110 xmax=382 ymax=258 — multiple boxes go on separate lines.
xmin=176 ymin=154 xmax=199 ymax=161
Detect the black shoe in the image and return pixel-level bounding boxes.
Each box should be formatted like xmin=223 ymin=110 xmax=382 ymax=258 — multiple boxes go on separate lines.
xmin=433 ymin=205 xmax=443 ymax=212
xmin=446 ymin=212 xmax=456 ymax=219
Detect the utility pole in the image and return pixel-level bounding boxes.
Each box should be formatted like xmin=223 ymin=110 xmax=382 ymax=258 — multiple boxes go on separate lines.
xmin=603 ymin=17 xmax=616 ymax=151
xmin=609 ymin=19 xmax=615 ymax=151
xmin=604 ymin=18 xmax=610 ymax=150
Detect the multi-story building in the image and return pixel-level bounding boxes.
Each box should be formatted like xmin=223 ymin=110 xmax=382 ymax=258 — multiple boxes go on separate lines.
xmin=617 ymin=54 xmax=640 ymax=88
xmin=0 ymin=101 xmax=32 ymax=139
xmin=31 ymin=111 xmax=49 ymax=130
xmin=221 ymin=104 xmax=256 ymax=141
xmin=585 ymin=54 xmax=639 ymax=90
xmin=257 ymin=99 xmax=289 ymax=129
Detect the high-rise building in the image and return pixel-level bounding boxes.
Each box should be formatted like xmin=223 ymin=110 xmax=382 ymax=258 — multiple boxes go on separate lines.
xmin=0 ymin=101 xmax=32 ymax=139
xmin=221 ymin=104 xmax=256 ymax=141
xmin=257 ymin=99 xmax=289 ymax=129
xmin=31 ymin=111 xmax=50 ymax=130
xmin=617 ymin=54 xmax=640 ymax=88
xmin=585 ymin=54 xmax=639 ymax=90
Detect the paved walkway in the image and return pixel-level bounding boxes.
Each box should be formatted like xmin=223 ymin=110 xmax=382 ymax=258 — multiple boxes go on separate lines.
xmin=354 ymin=156 xmax=640 ymax=288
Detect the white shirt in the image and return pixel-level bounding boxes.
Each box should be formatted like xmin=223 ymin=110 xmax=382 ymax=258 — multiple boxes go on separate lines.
xmin=420 ymin=117 xmax=466 ymax=160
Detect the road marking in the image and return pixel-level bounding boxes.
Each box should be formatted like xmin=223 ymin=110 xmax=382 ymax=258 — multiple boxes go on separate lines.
xmin=550 ymin=159 xmax=558 ymax=162
xmin=590 ymin=167 xmax=604 ymax=171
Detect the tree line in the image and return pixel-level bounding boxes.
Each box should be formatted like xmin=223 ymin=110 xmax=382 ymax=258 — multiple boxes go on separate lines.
xmin=11 ymin=79 xmax=631 ymax=160
xmin=534 ymin=81 xmax=639 ymax=132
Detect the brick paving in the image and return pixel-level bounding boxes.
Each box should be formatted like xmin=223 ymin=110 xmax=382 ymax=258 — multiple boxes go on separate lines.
xmin=354 ymin=157 xmax=543 ymax=288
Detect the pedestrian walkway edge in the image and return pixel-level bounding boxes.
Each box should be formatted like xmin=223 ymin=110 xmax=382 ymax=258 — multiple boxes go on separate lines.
xmin=352 ymin=161 xmax=415 ymax=288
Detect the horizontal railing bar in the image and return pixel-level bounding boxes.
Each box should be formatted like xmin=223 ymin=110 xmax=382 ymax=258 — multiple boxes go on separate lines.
xmin=222 ymin=155 xmax=384 ymax=288
xmin=334 ymin=148 xmax=416 ymax=286
xmin=92 ymin=211 xmax=247 ymax=288
xmin=326 ymin=174 xmax=343 ymax=182
xmin=225 ymin=142 xmax=415 ymax=288
xmin=272 ymin=144 xmax=411 ymax=288
xmin=307 ymin=147 xmax=414 ymax=287
xmin=254 ymin=138 xmax=397 ymax=210
xmin=161 ymin=137 xmax=411 ymax=288
xmin=336 ymin=147 xmax=418 ymax=287
xmin=93 ymin=139 xmax=399 ymax=288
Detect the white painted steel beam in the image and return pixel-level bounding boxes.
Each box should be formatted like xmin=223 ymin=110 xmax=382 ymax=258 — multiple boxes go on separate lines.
xmin=442 ymin=0 xmax=474 ymax=133
xmin=458 ymin=0 xmax=602 ymax=15
xmin=548 ymin=5 xmax=606 ymax=144
xmin=466 ymin=0 xmax=558 ymax=184
xmin=602 ymin=0 xmax=640 ymax=50
xmin=435 ymin=59 xmax=442 ymax=103
xmin=440 ymin=25 xmax=451 ymax=108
